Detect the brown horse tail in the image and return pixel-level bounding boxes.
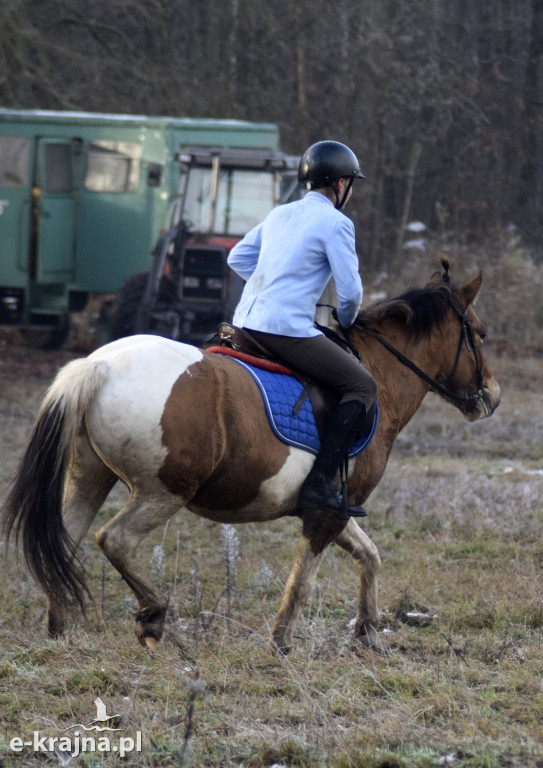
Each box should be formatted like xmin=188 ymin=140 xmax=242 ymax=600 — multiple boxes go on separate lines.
xmin=2 ymin=358 xmax=109 ymax=614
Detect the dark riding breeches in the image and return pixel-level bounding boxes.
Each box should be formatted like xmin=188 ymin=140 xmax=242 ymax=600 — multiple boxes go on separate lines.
xmin=243 ymin=329 xmax=378 ymax=412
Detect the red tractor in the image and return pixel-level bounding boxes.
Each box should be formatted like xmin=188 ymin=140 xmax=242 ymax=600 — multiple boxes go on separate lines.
xmin=109 ymin=147 xmax=300 ymax=345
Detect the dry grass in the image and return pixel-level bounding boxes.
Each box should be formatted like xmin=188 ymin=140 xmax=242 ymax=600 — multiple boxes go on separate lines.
xmin=0 ymin=343 xmax=542 ymax=767
xmin=368 ymin=234 xmax=543 ymax=355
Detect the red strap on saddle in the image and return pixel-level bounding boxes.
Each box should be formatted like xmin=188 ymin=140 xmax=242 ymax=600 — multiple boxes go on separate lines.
xmin=207 ymin=346 xmax=293 ymax=376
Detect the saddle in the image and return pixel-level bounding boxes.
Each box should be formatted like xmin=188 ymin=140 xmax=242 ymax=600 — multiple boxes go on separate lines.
xmin=210 ymin=323 xmax=351 ymax=441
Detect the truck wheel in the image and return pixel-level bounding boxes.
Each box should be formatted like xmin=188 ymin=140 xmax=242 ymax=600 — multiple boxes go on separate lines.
xmin=17 ymin=318 xmax=70 ymax=350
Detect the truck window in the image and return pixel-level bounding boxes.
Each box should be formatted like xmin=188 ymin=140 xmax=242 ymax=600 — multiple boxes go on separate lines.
xmin=183 ymin=167 xmax=275 ymax=235
xmin=0 ymin=136 xmax=30 ymax=187
xmin=84 ymin=140 xmax=141 ymax=193
xmin=44 ymin=143 xmax=73 ymax=193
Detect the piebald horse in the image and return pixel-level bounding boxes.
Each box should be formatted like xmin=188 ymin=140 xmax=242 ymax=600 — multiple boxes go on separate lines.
xmin=3 ymin=260 xmax=500 ymax=652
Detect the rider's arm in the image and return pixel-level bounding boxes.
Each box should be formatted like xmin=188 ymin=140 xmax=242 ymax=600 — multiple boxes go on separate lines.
xmin=227 ymin=223 xmax=263 ymax=281
xmin=327 ymin=217 xmax=363 ymax=329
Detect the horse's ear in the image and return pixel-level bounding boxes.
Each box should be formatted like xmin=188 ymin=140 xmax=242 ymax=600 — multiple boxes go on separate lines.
xmin=457 ymin=271 xmax=482 ymax=308
xmin=429 ymin=255 xmax=451 ymax=284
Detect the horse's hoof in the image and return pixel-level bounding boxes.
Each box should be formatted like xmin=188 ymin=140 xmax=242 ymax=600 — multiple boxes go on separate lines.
xmin=135 ymin=607 xmax=166 ymax=649
xmin=270 ymin=632 xmax=292 ymax=656
xmin=135 ymin=622 xmax=163 ymax=651
xmin=352 ymin=625 xmax=388 ymax=655
xmin=46 ymin=613 xmax=67 ymax=639
xmin=270 ymin=640 xmax=291 ymax=656
xmin=144 ymin=636 xmax=159 ymax=652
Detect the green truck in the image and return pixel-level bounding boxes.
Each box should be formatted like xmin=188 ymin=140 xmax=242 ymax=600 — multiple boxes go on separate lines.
xmin=0 ymin=109 xmax=298 ymax=347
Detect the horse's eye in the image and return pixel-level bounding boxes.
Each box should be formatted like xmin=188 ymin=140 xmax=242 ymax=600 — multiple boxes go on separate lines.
xmin=480 ymin=333 xmax=487 ymax=343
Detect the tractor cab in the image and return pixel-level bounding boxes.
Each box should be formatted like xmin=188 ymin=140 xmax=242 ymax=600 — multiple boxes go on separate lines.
xmin=109 ymin=146 xmax=300 ymax=344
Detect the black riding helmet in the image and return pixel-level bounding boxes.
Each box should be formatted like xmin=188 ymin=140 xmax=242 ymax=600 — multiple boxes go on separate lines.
xmin=298 ymin=140 xmax=364 ymax=209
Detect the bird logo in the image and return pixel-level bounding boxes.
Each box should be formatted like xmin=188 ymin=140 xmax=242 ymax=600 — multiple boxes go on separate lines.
xmin=62 ymin=698 xmax=122 ymax=733
xmin=93 ymin=697 xmax=121 ymax=724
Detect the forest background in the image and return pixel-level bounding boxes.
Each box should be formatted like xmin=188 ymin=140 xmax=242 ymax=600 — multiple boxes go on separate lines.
xmin=2 ymin=0 xmax=543 ymax=279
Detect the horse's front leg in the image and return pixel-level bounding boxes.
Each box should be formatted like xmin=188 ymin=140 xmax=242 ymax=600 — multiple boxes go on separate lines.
xmin=334 ymin=518 xmax=382 ymax=649
xmin=271 ymin=513 xmax=346 ymax=653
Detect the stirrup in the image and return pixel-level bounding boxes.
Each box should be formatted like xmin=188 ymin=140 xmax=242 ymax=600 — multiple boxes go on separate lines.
xmin=297 ymin=482 xmax=367 ymax=520
xmin=338 ymin=498 xmax=367 ymax=520
xmin=297 ymin=494 xmax=367 ymax=520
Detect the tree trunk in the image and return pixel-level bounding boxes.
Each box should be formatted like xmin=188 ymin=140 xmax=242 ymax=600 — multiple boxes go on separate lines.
xmin=394 ymin=142 xmax=422 ymax=262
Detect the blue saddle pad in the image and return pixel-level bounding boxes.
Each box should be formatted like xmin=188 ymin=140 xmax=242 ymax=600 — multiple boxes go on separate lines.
xmin=224 ymin=355 xmax=378 ymax=457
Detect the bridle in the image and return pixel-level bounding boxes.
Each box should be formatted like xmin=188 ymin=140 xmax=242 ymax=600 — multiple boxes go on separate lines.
xmin=356 ymin=290 xmax=485 ymax=409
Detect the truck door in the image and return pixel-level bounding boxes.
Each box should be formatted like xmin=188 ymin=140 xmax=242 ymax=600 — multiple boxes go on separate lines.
xmin=35 ymin=138 xmax=76 ymax=283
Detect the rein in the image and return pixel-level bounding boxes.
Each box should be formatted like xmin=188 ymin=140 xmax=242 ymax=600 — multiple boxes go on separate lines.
xmin=354 ymin=292 xmax=485 ymax=408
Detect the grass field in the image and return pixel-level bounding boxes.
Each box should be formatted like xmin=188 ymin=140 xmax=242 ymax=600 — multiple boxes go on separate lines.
xmin=0 ymin=340 xmax=541 ymax=768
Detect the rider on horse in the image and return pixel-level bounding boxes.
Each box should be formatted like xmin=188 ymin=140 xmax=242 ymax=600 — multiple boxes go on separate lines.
xmin=227 ymin=140 xmax=378 ymax=518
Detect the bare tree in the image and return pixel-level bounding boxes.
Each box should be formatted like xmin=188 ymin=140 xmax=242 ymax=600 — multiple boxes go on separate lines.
xmin=2 ymin=0 xmax=542 ymax=261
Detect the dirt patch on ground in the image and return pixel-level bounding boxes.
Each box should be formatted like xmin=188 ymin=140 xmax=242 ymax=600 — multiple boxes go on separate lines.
xmin=0 ymin=328 xmax=81 ymax=381
xmin=0 ymin=295 xmax=113 ymax=381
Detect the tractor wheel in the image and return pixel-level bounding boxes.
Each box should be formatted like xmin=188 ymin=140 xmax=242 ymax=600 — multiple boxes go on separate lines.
xmin=109 ymin=272 xmax=149 ymax=340
xmin=109 ymin=272 xmax=177 ymax=340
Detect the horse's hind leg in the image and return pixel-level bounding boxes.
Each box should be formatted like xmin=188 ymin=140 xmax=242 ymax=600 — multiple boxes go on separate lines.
xmin=94 ymin=489 xmax=181 ymax=650
xmin=47 ymin=429 xmax=117 ymax=637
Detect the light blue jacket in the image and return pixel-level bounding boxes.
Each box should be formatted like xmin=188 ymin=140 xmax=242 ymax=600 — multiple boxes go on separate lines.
xmin=227 ymin=191 xmax=363 ymax=337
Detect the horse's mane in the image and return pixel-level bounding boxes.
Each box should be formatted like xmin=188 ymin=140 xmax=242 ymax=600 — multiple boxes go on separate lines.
xmin=351 ymin=257 xmax=455 ymax=342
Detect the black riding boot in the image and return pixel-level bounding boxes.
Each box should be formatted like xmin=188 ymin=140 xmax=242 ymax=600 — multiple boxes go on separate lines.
xmin=297 ymin=400 xmax=369 ymax=520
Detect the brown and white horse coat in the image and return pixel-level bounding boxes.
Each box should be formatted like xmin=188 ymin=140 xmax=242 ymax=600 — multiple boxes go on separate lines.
xmin=3 ymin=262 xmax=501 ymax=652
